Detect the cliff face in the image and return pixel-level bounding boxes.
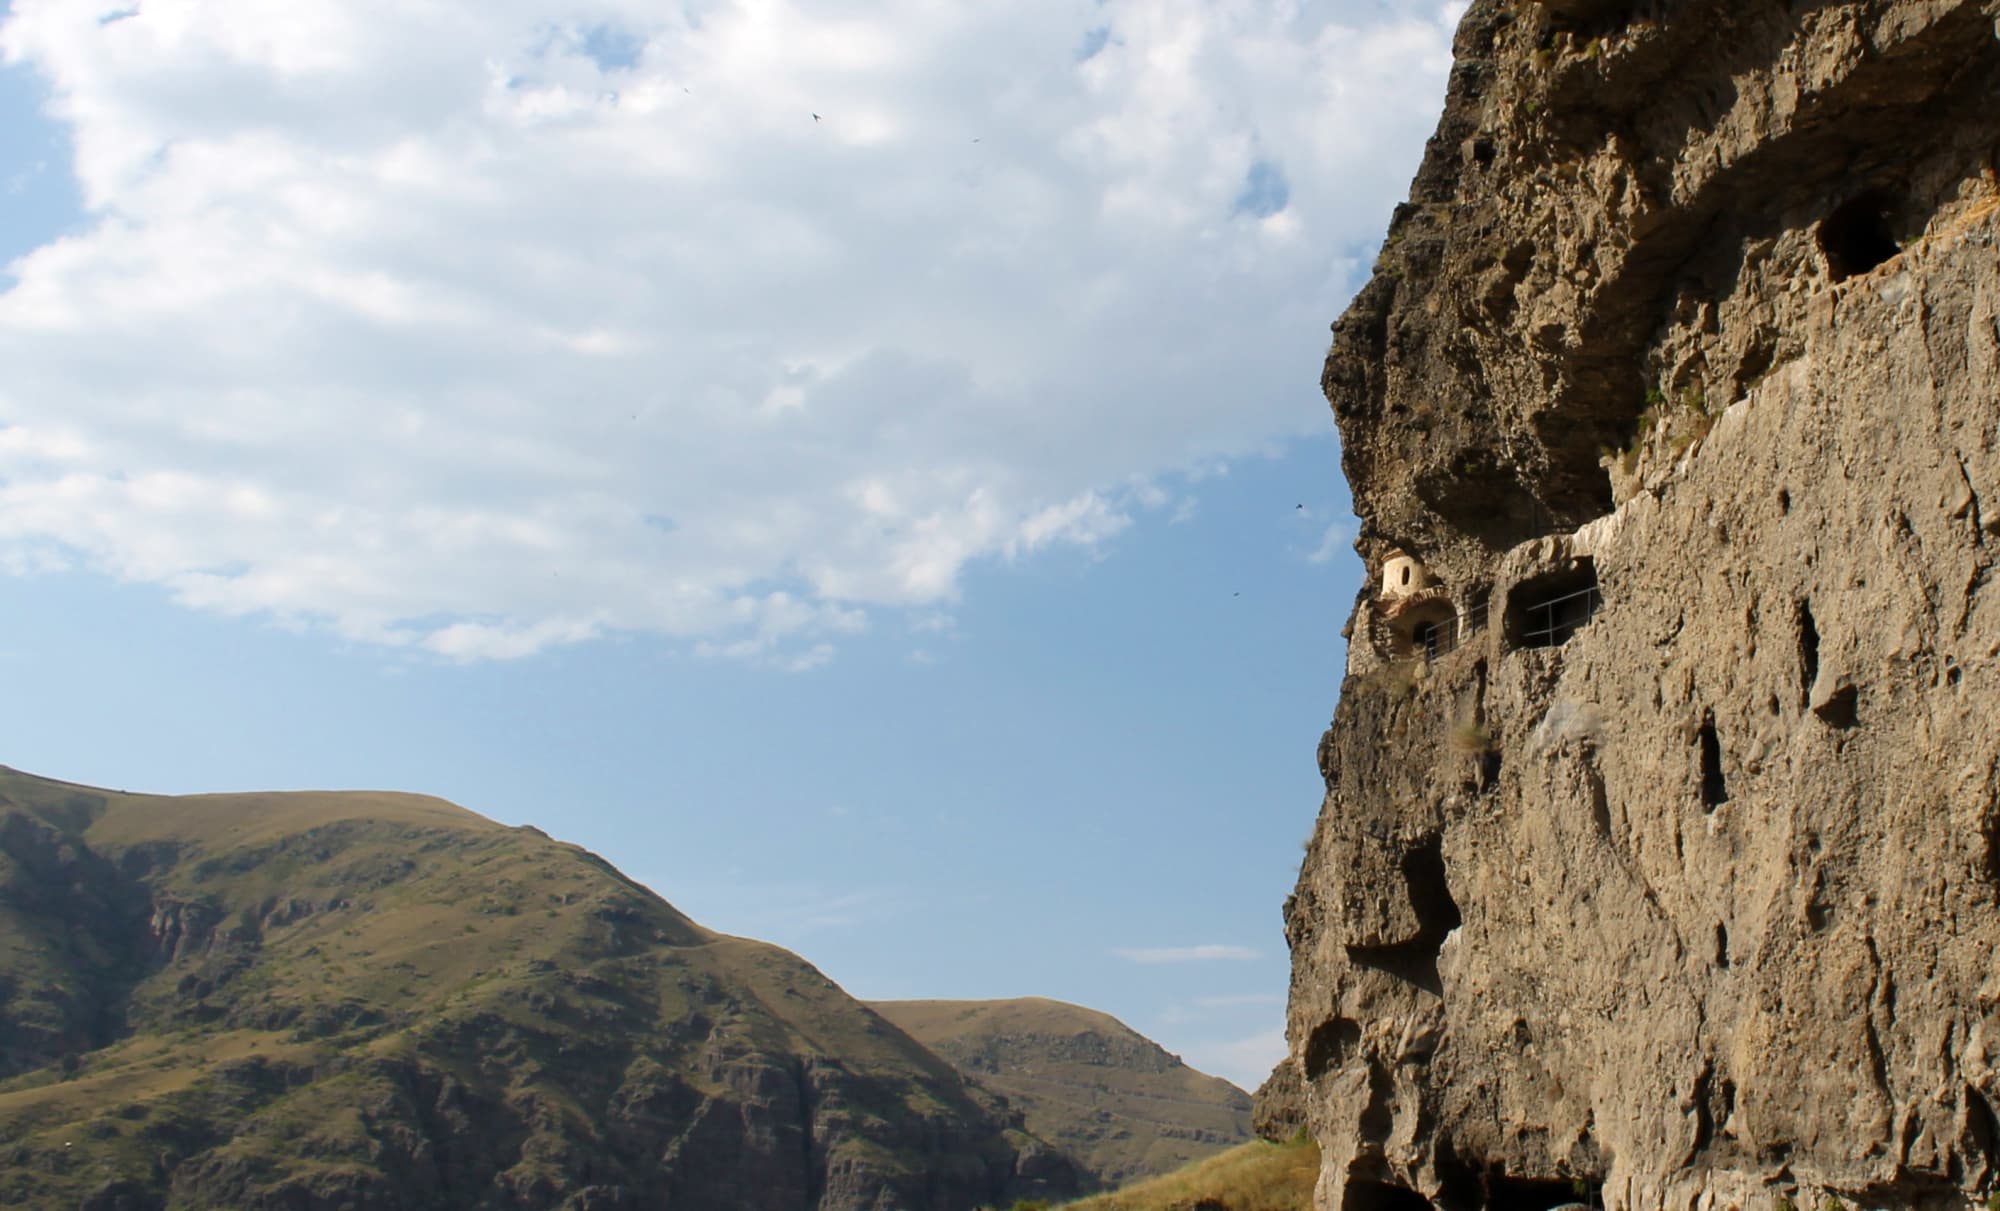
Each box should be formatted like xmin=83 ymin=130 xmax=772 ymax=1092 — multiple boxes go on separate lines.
xmin=1287 ymin=5 xmax=2000 ymax=1211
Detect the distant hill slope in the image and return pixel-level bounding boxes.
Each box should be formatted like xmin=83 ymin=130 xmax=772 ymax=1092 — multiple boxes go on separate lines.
xmin=0 ymin=766 xmax=1080 ymax=1211
xmin=869 ymin=998 xmax=1253 ymax=1189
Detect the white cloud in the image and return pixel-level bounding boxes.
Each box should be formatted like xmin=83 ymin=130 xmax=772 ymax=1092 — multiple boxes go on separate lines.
xmin=1007 ymin=490 xmax=1130 ymax=559
xmin=1306 ymin=520 xmax=1352 ymax=564
xmin=1115 ymin=943 xmax=1262 ymax=964
xmin=424 ymin=615 xmax=604 ymax=662
xmin=0 ymin=0 xmax=1458 ymax=660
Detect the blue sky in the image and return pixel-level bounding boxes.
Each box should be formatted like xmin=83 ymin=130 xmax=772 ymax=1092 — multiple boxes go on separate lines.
xmin=0 ymin=0 xmax=1461 ymax=1090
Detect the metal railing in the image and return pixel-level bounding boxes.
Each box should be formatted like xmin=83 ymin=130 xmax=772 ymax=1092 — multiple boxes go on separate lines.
xmin=1382 ymin=604 xmax=1487 ymax=665
xmin=1517 ymin=582 xmax=1602 ymax=648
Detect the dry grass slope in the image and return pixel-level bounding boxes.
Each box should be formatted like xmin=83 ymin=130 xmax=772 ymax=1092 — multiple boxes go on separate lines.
xmin=1055 ymin=1136 xmax=1319 ymax=1211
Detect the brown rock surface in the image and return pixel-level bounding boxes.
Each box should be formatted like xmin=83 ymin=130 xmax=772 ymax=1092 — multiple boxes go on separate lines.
xmin=1252 ymin=1058 xmax=1307 ymax=1144
xmin=1287 ymin=4 xmax=2000 ymax=1210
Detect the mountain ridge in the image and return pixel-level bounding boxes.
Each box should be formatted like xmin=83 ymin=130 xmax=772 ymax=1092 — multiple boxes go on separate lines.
xmin=0 ymin=764 xmax=1079 ymax=1210
xmin=871 ymin=996 xmax=1254 ymax=1189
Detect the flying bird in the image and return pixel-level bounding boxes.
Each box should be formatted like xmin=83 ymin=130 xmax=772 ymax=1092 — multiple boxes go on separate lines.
xmin=812 ymin=113 xmax=822 ymax=122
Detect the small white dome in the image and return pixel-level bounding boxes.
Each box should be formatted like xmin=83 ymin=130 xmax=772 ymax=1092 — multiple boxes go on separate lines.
xmin=1380 ymin=549 xmax=1433 ymax=599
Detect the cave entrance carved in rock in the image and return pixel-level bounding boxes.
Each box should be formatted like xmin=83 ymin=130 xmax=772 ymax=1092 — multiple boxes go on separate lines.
xmin=1505 ymin=561 xmax=1601 ymax=650
xmin=1819 ymin=191 xmax=1900 ymax=281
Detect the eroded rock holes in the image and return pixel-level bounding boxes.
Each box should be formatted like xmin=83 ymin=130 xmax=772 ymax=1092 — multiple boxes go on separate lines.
xmin=1698 ymin=713 xmax=1728 ymax=809
xmin=1485 ymin=1172 xmax=1598 ymax=1211
xmin=1815 ymin=684 xmax=1859 ymax=729
xmin=1818 ymin=191 xmax=1901 ymax=282
xmin=1304 ymin=1017 xmax=1363 ymax=1081
xmin=1343 ymin=1178 xmax=1435 ymax=1211
xmin=1345 ymin=836 xmax=1462 ymax=997
xmin=1797 ymin=600 xmax=1819 ymax=708
xmin=1981 ymin=806 xmax=2000 ymax=902
xmin=1966 ymin=1085 xmax=2000 ymax=1165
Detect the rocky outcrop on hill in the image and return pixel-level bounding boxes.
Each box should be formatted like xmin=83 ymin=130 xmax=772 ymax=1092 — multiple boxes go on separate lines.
xmin=0 ymin=799 xmax=155 ymax=1075
xmin=1252 ymin=1058 xmax=1306 ymax=1144
xmin=0 ymin=767 xmax=1080 ymax=1211
xmin=872 ymin=998 xmax=1255 ymax=1189
xmin=1287 ymin=4 xmax=2000 ymax=1211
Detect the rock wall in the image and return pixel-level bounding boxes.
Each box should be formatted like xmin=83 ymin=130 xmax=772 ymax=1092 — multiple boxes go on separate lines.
xmin=1286 ymin=4 xmax=2000 ymax=1210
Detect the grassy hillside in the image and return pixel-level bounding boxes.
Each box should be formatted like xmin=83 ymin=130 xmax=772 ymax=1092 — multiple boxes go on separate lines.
xmin=1056 ymin=1135 xmax=1319 ymax=1211
xmin=872 ymin=997 xmax=1254 ymax=1189
xmin=0 ymin=766 xmax=1074 ymax=1210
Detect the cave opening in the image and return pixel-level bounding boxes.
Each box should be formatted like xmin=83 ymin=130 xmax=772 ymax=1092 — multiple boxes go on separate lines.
xmin=1358 ymin=1063 xmax=1395 ymax=1142
xmin=1818 ymin=191 xmax=1900 ymax=282
xmin=1303 ymin=1017 xmax=1363 ymax=1081
xmin=1344 ymin=835 xmax=1461 ymax=997
xmin=1432 ymin=1140 xmax=1484 ymax=1211
xmin=1697 ymin=713 xmax=1728 ymax=809
xmin=1486 ymin=1173 xmax=1600 ymax=1211
xmin=1344 ymin=1178 xmax=1436 ymax=1211
xmin=1506 ymin=561 xmax=1601 ymax=650
xmin=1406 ymin=838 xmax=1462 ymax=936
xmin=1967 ymin=1085 xmax=1999 ymax=1163
xmin=1814 ymin=684 xmax=1859 ymax=729
xmin=1384 ymin=598 xmax=1461 ymax=662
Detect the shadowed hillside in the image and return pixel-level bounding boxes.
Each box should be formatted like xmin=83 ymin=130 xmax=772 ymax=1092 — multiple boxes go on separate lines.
xmin=872 ymin=998 xmax=1253 ymax=1190
xmin=0 ymin=766 xmax=1079 ymax=1210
